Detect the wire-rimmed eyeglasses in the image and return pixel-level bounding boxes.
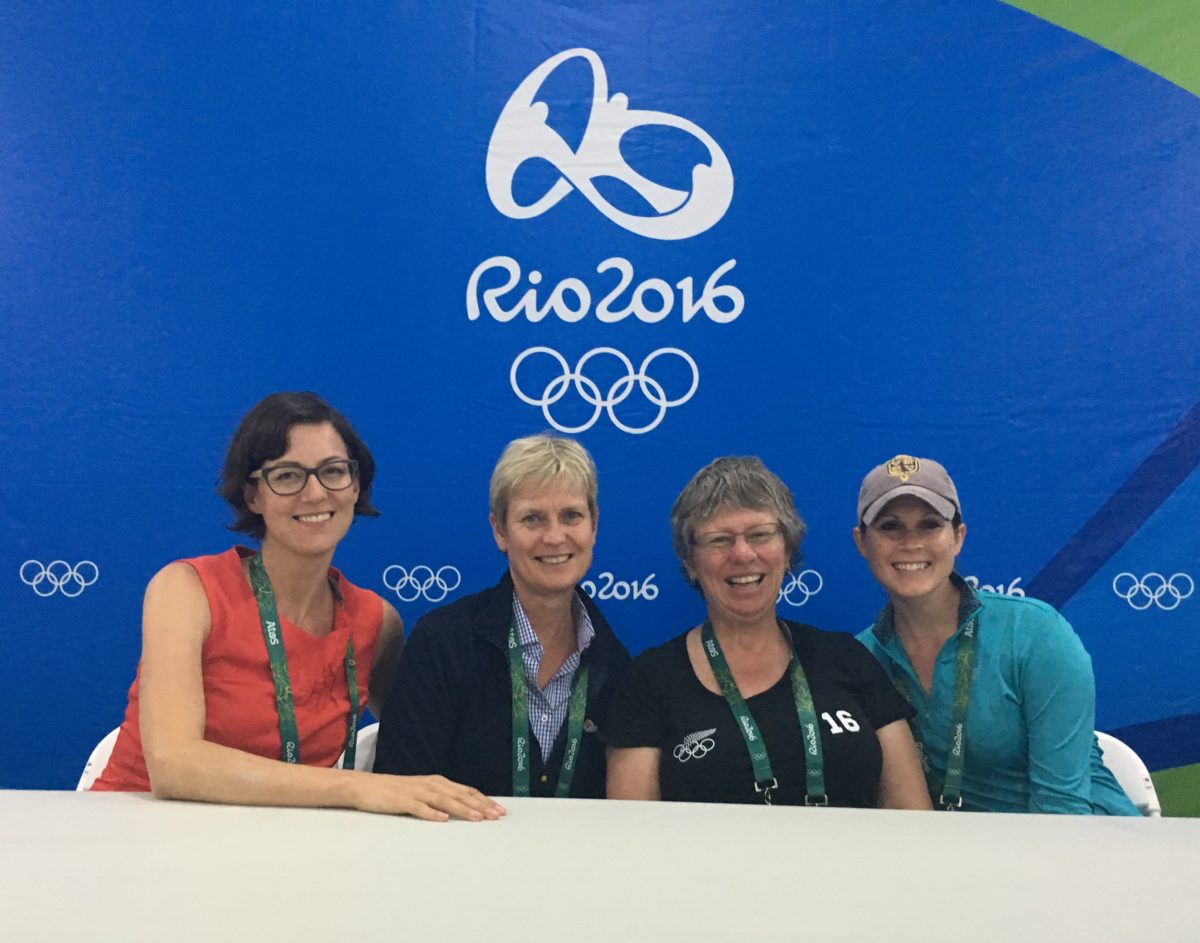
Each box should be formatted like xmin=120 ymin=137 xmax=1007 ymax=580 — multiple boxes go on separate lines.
xmin=692 ymin=522 xmax=783 ymax=554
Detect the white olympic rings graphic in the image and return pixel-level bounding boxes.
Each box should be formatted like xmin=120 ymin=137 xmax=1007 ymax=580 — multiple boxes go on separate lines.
xmin=510 ymin=346 xmax=699 ymax=435
xmin=382 ymin=565 xmax=462 ymax=604
xmin=1112 ymin=572 xmax=1193 ymax=611
xmin=19 ymin=560 xmax=100 ymax=598
xmin=487 ymin=48 xmax=733 ymax=240
xmin=673 ymin=729 xmax=716 ymax=763
xmin=778 ymin=569 xmax=823 ymax=607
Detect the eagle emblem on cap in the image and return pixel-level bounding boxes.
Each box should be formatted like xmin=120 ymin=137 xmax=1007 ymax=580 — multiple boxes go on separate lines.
xmin=886 ymin=455 xmax=920 ymax=482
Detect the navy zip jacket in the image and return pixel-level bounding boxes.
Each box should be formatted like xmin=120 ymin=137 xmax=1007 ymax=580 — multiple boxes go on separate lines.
xmin=373 ymin=571 xmax=631 ymax=798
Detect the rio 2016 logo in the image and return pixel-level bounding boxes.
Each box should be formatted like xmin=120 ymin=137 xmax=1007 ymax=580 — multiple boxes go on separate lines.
xmin=580 ymin=571 xmax=658 ymax=601
xmin=470 ymin=48 xmax=741 ymax=435
xmin=485 ymin=48 xmax=732 ymax=240
xmin=963 ymin=574 xmax=1025 ymax=597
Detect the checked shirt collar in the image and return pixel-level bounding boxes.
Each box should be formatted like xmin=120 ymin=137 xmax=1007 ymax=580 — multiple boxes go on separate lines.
xmin=512 ymin=592 xmax=595 ymax=757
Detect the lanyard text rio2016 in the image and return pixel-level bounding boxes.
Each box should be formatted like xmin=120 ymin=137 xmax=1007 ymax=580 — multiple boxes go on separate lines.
xmin=701 ymin=620 xmax=827 ymax=806
xmin=249 ymin=553 xmax=358 ymax=769
xmin=508 ymin=622 xmax=588 ymax=798
xmin=891 ymin=613 xmax=979 ymax=810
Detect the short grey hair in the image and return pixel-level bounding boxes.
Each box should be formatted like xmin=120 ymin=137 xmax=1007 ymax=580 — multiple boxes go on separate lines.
xmin=489 ymin=433 xmax=598 ymax=526
xmin=671 ymin=456 xmax=806 ymax=587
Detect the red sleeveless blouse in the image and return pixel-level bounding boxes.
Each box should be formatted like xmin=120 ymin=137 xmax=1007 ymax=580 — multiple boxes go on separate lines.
xmin=92 ymin=547 xmax=382 ymax=791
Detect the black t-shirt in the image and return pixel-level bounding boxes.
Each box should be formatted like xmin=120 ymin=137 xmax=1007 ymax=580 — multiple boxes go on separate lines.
xmin=605 ymin=621 xmax=914 ymax=807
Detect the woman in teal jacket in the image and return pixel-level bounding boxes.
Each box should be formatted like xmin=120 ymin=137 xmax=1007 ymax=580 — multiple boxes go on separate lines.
xmin=852 ymin=454 xmax=1137 ymax=814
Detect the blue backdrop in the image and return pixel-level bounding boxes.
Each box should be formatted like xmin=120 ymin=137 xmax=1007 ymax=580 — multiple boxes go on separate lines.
xmin=3 ymin=1 xmax=1197 ymax=791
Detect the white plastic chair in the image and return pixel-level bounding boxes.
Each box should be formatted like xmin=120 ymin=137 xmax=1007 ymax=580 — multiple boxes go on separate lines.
xmin=1096 ymin=731 xmax=1162 ymax=817
xmin=76 ymin=727 xmax=120 ymax=790
xmin=354 ymin=722 xmax=380 ymax=772
xmin=335 ymin=722 xmax=380 ymax=772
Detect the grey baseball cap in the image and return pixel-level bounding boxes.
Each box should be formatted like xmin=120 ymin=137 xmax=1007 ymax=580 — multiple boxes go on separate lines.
xmin=857 ymin=455 xmax=961 ymax=525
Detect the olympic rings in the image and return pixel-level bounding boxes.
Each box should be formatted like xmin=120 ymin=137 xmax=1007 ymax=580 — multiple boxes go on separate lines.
xmin=778 ymin=569 xmax=823 ymax=607
xmin=1112 ymin=572 xmax=1193 ymax=611
xmin=510 ymin=346 xmax=700 ymax=434
xmin=19 ymin=560 xmax=100 ymax=598
xmin=672 ymin=729 xmax=717 ymax=763
xmin=382 ymin=565 xmax=462 ymax=604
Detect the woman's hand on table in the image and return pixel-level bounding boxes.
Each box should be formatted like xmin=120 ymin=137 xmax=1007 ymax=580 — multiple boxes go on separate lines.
xmin=352 ymin=773 xmax=507 ymax=822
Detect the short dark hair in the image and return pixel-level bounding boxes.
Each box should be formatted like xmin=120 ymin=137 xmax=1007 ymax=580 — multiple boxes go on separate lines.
xmin=218 ymin=392 xmax=379 ymax=540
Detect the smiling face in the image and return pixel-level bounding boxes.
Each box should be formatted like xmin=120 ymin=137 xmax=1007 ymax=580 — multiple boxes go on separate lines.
xmin=244 ymin=422 xmax=359 ymax=560
xmin=853 ymin=495 xmax=966 ymax=602
xmin=491 ymin=477 xmax=597 ymax=603
xmin=685 ymin=506 xmax=787 ymax=631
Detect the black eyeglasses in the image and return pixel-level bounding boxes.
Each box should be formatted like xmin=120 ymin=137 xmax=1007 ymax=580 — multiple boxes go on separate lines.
xmin=248 ymin=459 xmax=359 ymax=496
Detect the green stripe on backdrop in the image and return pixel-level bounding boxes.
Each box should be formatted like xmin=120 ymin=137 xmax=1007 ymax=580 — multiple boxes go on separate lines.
xmin=1151 ymin=764 xmax=1200 ymax=817
xmin=1003 ymin=0 xmax=1200 ymax=97
xmin=1004 ymin=0 xmax=1198 ymax=814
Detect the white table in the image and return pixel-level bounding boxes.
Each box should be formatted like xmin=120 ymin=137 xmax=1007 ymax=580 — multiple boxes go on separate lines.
xmin=3 ymin=791 xmax=1197 ymax=942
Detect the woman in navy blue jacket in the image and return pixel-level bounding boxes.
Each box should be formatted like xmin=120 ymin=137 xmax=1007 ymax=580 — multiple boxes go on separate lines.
xmin=373 ymin=433 xmax=630 ymax=798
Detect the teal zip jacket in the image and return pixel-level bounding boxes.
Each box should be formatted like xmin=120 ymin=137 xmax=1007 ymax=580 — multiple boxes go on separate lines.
xmin=858 ymin=575 xmax=1137 ymax=815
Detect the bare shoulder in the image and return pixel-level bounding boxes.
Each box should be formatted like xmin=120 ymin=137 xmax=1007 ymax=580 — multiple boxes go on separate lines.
xmin=143 ymin=560 xmax=213 ymax=644
xmin=146 ymin=560 xmax=205 ymax=595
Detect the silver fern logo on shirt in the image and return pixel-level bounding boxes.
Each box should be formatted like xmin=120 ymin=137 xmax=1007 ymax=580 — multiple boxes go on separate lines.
xmin=673 ymin=728 xmax=716 ymax=762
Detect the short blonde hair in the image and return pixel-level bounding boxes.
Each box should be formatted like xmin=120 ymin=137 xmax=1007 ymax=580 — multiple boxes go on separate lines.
xmin=489 ymin=434 xmax=598 ymax=526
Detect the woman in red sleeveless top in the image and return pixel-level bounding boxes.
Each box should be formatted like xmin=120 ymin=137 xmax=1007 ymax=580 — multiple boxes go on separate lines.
xmin=91 ymin=392 xmax=504 ymax=822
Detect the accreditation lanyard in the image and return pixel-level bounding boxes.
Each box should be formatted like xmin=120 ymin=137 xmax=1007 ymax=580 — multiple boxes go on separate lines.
xmin=507 ymin=622 xmax=589 ymax=798
xmin=701 ymin=620 xmax=827 ymax=806
xmin=890 ymin=612 xmax=979 ymax=810
xmin=249 ymin=553 xmax=358 ymax=769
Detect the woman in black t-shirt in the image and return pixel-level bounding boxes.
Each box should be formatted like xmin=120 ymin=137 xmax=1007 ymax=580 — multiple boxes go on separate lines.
xmin=605 ymin=457 xmax=930 ymax=808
